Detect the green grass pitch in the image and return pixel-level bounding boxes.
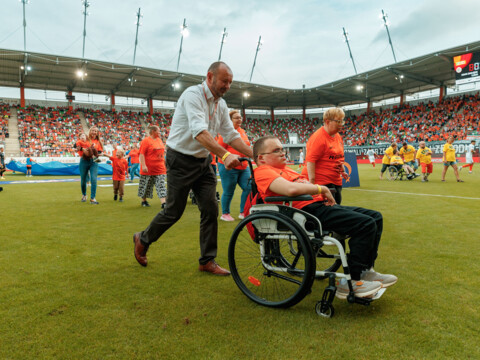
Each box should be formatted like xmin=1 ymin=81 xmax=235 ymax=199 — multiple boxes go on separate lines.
xmin=0 ymin=163 xmax=479 ymax=359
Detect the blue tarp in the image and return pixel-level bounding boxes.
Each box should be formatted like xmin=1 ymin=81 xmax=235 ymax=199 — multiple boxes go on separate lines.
xmin=7 ymin=161 xmax=113 ymax=176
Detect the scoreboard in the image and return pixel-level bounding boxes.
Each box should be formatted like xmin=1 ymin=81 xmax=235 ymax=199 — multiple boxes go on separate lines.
xmin=454 ymin=52 xmax=480 ymax=84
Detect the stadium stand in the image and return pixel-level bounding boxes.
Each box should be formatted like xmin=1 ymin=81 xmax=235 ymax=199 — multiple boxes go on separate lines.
xmin=16 ymin=105 xmax=83 ymax=156
xmin=341 ymin=93 xmax=480 ymax=146
xmin=3 ymin=92 xmax=479 ymax=157
xmin=83 ymin=109 xmax=145 ymax=151
xmin=243 ymin=114 xmax=319 ymax=143
xmin=0 ymin=103 xmax=10 ymax=142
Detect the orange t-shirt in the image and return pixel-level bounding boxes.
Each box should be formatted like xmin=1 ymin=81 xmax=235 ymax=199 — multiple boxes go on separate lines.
xmin=254 ymin=165 xmax=325 ymax=210
xmin=109 ymin=156 xmax=129 ymax=181
xmin=129 ymin=149 xmax=140 ymax=164
xmin=90 ymin=139 xmax=104 ymax=154
xmin=218 ymin=127 xmax=250 ymax=170
xmin=139 ymin=136 xmax=166 ymax=175
xmin=301 ymin=127 xmax=344 ymax=186
xmin=76 ymin=140 xmax=91 ymax=157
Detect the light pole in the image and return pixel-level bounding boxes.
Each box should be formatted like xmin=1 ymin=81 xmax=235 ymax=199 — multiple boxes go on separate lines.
xmin=381 ymin=9 xmax=397 ymax=63
xmin=218 ymin=27 xmax=228 ymax=61
xmin=133 ymin=8 xmax=142 ymax=65
xmin=249 ymin=36 xmax=262 ymax=82
xmin=20 ymin=0 xmax=29 ymax=52
xmin=176 ymin=18 xmax=188 ymax=72
xmin=342 ymin=27 xmax=357 ymax=74
xmin=81 ymin=0 xmax=90 ymax=59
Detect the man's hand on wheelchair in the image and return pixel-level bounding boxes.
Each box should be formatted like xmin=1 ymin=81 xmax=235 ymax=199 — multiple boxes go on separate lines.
xmin=321 ymin=186 xmax=336 ymax=206
xmin=224 ymin=153 xmax=241 ymax=170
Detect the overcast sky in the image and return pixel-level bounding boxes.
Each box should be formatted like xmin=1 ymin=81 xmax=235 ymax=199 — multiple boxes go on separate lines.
xmin=1 ymin=0 xmax=480 ymax=91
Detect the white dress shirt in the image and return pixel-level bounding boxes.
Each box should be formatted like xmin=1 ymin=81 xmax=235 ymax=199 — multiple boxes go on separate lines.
xmin=166 ymin=81 xmax=240 ymax=158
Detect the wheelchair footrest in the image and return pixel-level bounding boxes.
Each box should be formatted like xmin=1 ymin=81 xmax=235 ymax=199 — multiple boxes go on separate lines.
xmin=351 ymin=287 xmax=387 ymax=305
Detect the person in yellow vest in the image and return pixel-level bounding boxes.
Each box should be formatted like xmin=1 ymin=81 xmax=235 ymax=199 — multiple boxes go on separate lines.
xmin=379 ymin=142 xmax=397 ymax=180
xmin=441 ymin=135 xmax=463 ymax=182
xmin=399 ymin=142 xmax=418 ymax=171
xmin=390 ymin=149 xmax=417 ymax=179
xmin=416 ymin=141 xmax=433 ymax=182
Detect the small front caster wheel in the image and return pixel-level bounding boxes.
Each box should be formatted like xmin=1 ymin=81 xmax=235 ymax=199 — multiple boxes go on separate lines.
xmin=315 ymin=301 xmax=334 ymax=318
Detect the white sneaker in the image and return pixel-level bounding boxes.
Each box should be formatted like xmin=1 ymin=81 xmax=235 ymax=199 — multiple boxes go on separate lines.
xmin=238 ymin=213 xmax=245 ymax=219
xmin=360 ymin=269 xmax=398 ymax=288
xmin=469 ymin=171 xmax=473 ymax=174
xmin=335 ymin=278 xmax=382 ymax=299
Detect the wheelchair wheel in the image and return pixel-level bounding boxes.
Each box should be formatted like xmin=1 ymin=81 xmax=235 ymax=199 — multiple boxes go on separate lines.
xmin=228 ymin=211 xmax=316 ymax=308
xmin=387 ymin=166 xmax=398 ymax=181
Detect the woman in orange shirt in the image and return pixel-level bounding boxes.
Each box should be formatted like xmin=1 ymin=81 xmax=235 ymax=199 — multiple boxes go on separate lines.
xmin=217 ymin=110 xmax=251 ymax=221
xmin=138 ymin=125 xmax=167 ymax=207
xmin=77 ymin=127 xmax=103 ymax=204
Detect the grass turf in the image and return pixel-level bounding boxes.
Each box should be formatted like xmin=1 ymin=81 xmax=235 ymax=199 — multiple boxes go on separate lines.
xmin=0 ymin=164 xmax=479 ymax=359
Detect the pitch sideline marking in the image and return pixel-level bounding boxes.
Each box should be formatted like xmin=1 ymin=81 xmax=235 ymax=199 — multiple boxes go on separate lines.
xmin=346 ymin=188 xmax=480 ymax=200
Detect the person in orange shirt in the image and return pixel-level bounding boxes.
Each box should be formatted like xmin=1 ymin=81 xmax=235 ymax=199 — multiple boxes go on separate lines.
xmin=253 ymin=136 xmax=397 ymax=297
xmin=128 ymin=143 xmax=140 ymax=183
xmin=302 ymin=107 xmax=349 ymax=204
xmin=77 ymin=127 xmax=103 ymax=204
xmin=109 ymin=148 xmax=129 ymax=202
xmin=138 ymin=125 xmax=167 ymax=207
xmin=217 ymin=110 xmax=251 ymax=221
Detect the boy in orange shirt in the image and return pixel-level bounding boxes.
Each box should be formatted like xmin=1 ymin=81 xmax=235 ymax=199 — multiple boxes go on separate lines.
xmin=109 ymin=148 xmax=129 ymax=202
xmin=254 ymin=135 xmax=397 ymax=298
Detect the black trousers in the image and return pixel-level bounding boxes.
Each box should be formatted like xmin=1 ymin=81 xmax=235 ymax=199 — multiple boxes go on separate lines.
xmin=302 ymin=202 xmax=383 ymax=279
xmin=140 ymin=148 xmax=218 ymax=265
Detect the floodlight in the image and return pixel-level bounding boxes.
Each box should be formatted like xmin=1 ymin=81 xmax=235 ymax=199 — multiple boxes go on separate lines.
xmin=356 ymin=85 xmax=364 ymax=91
xmin=243 ymin=91 xmax=250 ymax=98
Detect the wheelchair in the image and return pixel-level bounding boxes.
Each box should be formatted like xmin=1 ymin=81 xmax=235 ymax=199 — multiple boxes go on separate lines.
xmin=228 ymin=158 xmax=386 ymax=318
xmin=387 ymin=165 xmax=407 ymax=181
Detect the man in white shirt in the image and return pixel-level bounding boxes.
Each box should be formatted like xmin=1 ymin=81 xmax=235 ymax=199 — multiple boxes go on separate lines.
xmin=133 ymin=62 xmax=253 ymax=276
xmin=459 ymin=140 xmax=476 ymax=173
xmin=366 ymin=148 xmax=376 ymax=168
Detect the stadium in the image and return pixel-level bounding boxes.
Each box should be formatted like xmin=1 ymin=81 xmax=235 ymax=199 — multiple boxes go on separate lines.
xmin=1 ymin=1 xmax=479 ymax=359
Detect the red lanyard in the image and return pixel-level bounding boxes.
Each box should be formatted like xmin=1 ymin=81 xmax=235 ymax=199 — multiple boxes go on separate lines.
xmin=203 ymin=84 xmax=218 ymax=121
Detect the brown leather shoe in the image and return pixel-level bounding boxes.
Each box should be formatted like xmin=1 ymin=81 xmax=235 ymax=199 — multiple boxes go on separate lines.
xmin=133 ymin=232 xmax=148 ymax=267
xmin=198 ymin=260 xmax=230 ymax=276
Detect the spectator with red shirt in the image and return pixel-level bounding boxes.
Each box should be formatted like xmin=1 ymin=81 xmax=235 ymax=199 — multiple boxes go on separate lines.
xmin=217 ymin=110 xmax=251 ymax=221
xmin=109 ymin=148 xmax=129 ymax=202
xmin=253 ymin=135 xmax=397 ymax=298
xmin=302 ymin=107 xmax=349 ymax=204
xmin=138 ymin=125 xmax=167 ymax=207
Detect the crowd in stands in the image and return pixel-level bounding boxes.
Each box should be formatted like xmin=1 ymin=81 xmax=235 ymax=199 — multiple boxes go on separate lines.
xmin=0 ymin=103 xmax=10 ymax=142
xmin=341 ymin=93 xmax=480 ymax=146
xmin=243 ymin=115 xmax=318 ymax=143
xmin=83 ymin=109 xmax=145 ymax=152
xmin=17 ymin=106 xmax=83 ymax=156
xmin=5 ymin=92 xmax=480 ymax=157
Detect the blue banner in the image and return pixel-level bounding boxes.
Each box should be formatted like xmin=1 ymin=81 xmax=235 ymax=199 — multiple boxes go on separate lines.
xmin=7 ymin=161 xmax=113 ymax=176
xmin=342 ymin=151 xmax=360 ymax=188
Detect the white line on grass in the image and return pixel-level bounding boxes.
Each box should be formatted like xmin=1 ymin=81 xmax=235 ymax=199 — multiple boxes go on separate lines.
xmin=346 ymin=188 xmax=480 ymax=200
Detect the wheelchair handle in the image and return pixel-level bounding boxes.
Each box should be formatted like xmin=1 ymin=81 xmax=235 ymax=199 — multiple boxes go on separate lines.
xmin=238 ymin=157 xmax=254 ymax=173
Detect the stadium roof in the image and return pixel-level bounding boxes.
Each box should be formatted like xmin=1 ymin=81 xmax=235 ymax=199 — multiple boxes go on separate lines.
xmin=1 ymin=41 xmax=479 ymax=110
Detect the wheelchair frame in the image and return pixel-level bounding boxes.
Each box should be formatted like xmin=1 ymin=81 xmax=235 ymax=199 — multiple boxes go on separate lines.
xmin=387 ymin=165 xmax=407 ymax=181
xmin=227 ymin=158 xmax=385 ymax=317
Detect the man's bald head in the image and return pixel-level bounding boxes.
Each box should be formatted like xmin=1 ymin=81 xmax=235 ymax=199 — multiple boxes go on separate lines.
xmin=206 ymin=62 xmax=233 ymax=99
